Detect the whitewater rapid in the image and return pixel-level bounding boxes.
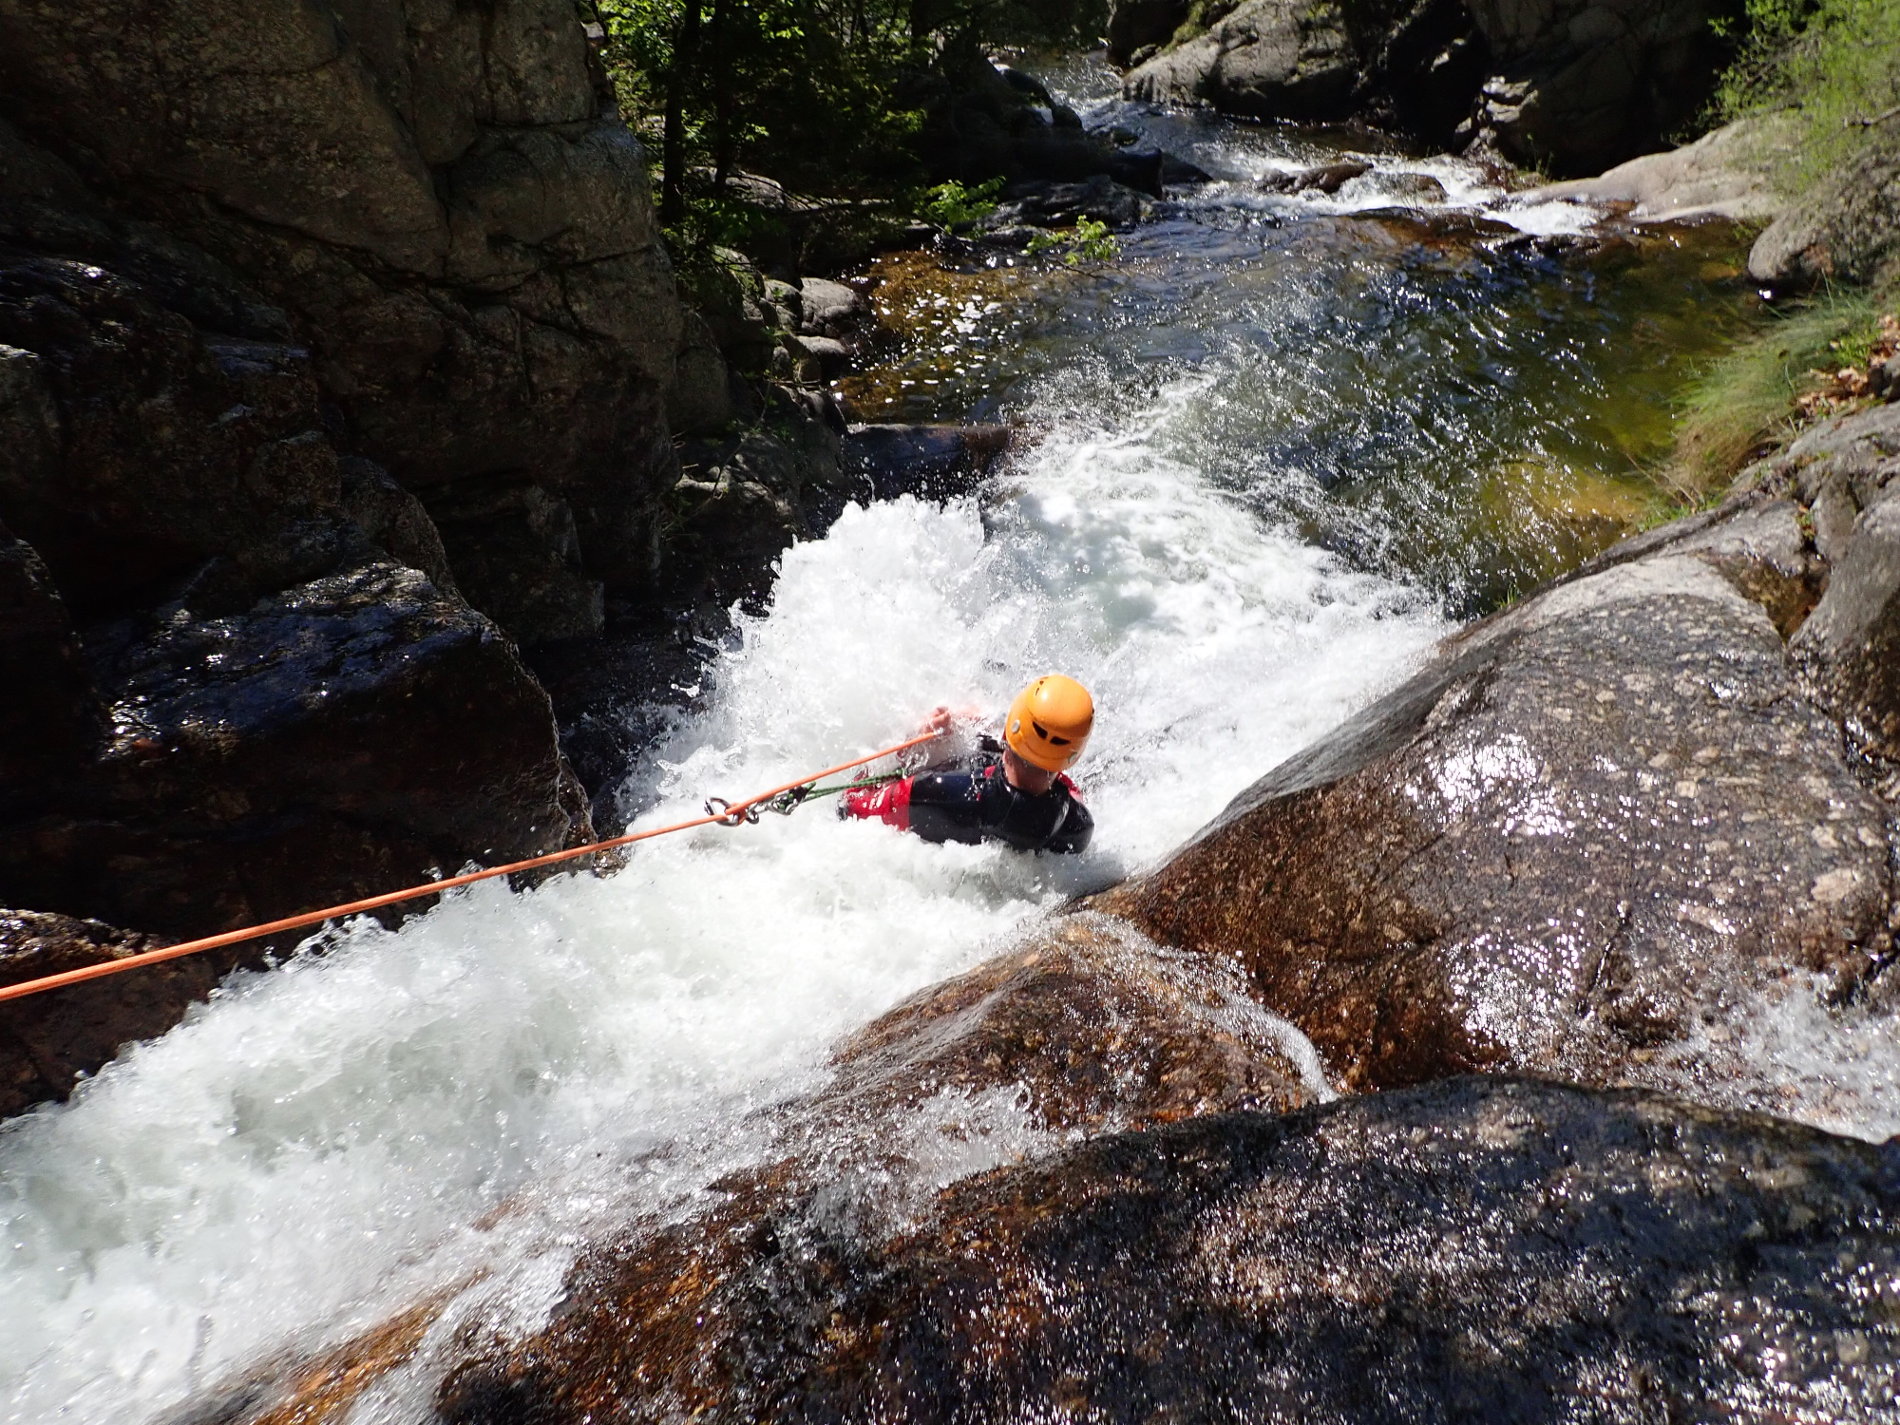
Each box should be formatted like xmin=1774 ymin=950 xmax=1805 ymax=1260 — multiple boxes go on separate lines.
xmin=0 ymin=386 xmax=1448 ymax=1423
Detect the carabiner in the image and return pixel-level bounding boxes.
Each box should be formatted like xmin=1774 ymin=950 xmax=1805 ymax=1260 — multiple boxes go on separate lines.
xmin=704 ymin=796 xmax=759 ymax=827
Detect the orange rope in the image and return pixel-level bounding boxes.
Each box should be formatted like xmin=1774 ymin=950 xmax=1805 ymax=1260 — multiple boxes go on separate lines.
xmin=0 ymin=733 xmax=939 ymax=1006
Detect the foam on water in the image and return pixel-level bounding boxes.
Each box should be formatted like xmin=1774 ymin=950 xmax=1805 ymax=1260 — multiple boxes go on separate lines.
xmin=0 ymin=382 xmax=1446 ymax=1424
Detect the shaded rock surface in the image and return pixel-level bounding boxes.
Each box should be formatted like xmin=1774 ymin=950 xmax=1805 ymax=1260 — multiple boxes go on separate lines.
xmin=1460 ymin=0 xmax=1739 ymax=175
xmin=231 ymin=1077 xmax=1900 ymax=1424
xmin=0 ymin=0 xmax=687 ymax=644
xmin=1095 ymin=476 xmax=1894 ymax=1101
xmin=198 ymin=914 xmax=1323 ymax=1423
xmin=0 ymin=911 xmax=211 ymax=1119
xmin=0 ymin=558 xmax=584 ymax=940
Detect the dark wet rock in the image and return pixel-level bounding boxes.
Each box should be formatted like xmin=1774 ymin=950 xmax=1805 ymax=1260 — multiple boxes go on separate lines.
xmin=1258 ymin=158 xmax=1374 ymax=194
xmin=0 ymin=910 xmax=215 ymax=1120
xmin=0 ymin=0 xmax=685 ymax=627
xmin=0 ymin=521 xmax=96 ymax=795
xmin=265 ymin=1077 xmax=1900 ymax=1425
xmin=988 ymin=174 xmax=1153 ymax=230
xmin=1750 ymin=119 xmax=1900 ymax=292
xmin=0 ymin=559 xmax=583 ymax=940
xmin=1095 ymin=491 xmax=1891 ymax=1099
xmin=842 ymin=423 xmax=1011 ymax=501
xmin=1107 ymin=0 xmax=1194 ymax=67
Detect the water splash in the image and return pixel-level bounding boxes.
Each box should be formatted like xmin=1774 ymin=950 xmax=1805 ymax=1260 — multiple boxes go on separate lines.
xmin=0 ymin=380 xmax=1445 ymax=1423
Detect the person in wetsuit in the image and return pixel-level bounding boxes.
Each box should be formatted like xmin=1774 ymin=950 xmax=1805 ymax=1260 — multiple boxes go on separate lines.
xmin=839 ymin=675 xmax=1094 ymax=855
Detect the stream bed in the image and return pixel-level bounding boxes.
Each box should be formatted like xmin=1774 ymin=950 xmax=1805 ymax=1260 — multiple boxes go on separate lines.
xmin=0 ymin=66 xmax=1833 ymax=1425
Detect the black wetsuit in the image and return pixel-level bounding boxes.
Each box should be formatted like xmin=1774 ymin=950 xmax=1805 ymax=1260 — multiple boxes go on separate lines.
xmin=840 ymin=739 xmax=1093 ymax=855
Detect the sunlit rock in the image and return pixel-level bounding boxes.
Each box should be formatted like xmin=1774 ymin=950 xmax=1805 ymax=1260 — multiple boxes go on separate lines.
xmin=1095 ymin=488 xmax=1891 ymax=1101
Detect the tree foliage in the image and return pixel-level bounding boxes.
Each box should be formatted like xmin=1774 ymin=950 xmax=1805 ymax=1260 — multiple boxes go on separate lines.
xmin=598 ymin=0 xmax=1105 ymax=231
xmin=1711 ymin=0 xmax=1900 ymax=187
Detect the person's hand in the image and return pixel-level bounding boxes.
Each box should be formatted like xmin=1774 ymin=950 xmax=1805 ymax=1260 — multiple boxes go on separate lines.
xmin=921 ymin=705 xmax=958 ymax=740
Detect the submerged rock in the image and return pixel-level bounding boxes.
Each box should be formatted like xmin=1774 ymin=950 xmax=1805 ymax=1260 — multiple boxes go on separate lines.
xmin=1096 ymin=488 xmax=1891 ymax=1101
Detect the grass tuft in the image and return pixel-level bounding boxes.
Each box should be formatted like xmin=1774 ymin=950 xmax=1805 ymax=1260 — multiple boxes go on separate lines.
xmin=1661 ymin=289 xmax=1888 ymax=499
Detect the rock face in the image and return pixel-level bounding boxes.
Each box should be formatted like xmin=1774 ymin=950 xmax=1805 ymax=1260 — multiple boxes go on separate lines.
xmin=1778 ymin=404 xmax=1900 ymax=772
xmin=1461 ymin=0 xmax=1738 ymax=174
xmin=1120 ymin=0 xmax=1738 ymax=176
xmin=0 ymin=0 xmax=685 ymax=645
xmin=1095 ymin=480 xmax=1894 ymax=1100
xmin=229 ymin=1077 xmax=1900 ymax=1424
xmin=1750 ymin=121 xmax=1900 ymax=291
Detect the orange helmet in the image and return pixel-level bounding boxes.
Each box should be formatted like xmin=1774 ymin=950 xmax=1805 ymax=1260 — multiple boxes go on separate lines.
xmin=1004 ymin=675 xmax=1094 ymax=772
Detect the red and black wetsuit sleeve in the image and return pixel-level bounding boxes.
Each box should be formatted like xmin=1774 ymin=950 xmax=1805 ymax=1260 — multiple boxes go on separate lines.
xmin=839 ymin=752 xmax=1093 ymax=855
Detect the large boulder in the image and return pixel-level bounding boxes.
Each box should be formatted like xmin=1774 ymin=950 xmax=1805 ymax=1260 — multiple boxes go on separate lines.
xmin=0 ymin=558 xmax=584 ymax=939
xmin=1777 ymin=404 xmax=1900 ymax=772
xmin=1750 ymin=121 xmax=1900 ymax=292
xmin=1095 ymin=486 xmax=1893 ymax=1100
xmin=1122 ymin=0 xmax=1482 ymax=142
xmin=230 ymin=1078 xmax=1900 ymax=1423
xmin=0 ymin=0 xmax=687 ymax=641
xmin=1521 ymin=115 xmax=1793 ymax=225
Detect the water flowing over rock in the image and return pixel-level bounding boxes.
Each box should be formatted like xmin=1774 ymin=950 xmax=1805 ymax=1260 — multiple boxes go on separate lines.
xmin=224 ymin=1077 xmax=1900 ymax=1424
xmin=1095 ymin=483 xmax=1894 ymax=1100
xmin=188 ymin=916 xmax=1324 ymax=1423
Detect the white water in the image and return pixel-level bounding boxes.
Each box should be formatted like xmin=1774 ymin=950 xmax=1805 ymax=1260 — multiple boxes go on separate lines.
xmin=0 ymin=386 xmax=1448 ymax=1423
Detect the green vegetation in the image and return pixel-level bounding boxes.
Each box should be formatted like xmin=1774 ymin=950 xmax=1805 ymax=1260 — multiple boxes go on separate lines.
xmin=1663 ymin=289 xmax=1886 ymax=495
xmin=1024 ymin=217 xmax=1120 ymax=266
xmin=1709 ymin=0 xmax=1900 ymax=189
xmin=919 ymin=178 xmax=1005 ymax=231
xmin=598 ymin=0 xmax=1105 ymax=236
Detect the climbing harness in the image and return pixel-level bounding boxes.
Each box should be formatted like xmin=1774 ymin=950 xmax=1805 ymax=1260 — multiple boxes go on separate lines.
xmin=0 ymin=733 xmax=939 ymax=1005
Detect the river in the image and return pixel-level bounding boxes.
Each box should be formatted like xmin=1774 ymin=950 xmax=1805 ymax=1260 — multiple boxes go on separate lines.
xmin=0 ymin=63 xmax=1856 ymax=1425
